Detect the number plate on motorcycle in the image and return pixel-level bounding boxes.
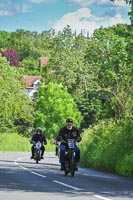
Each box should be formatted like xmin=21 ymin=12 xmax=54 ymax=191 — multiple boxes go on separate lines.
xmin=68 ymin=140 xmax=74 ymax=148
xmin=36 ymin=142 xmax=41 ymax=148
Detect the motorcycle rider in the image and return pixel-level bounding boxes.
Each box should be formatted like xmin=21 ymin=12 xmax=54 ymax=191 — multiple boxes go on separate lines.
xmin=55 ymin=118 xmax=82 ymax=170
xmin=30 ymin=127 xmax=47 ymax=159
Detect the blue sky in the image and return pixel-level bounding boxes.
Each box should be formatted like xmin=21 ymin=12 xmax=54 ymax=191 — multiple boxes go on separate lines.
xmin=0 ymin=0 xmax=131 ymax=36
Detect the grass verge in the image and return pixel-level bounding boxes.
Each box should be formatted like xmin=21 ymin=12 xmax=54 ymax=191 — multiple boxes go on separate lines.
xmin=0 ymin=132 xmax=55 ymax=152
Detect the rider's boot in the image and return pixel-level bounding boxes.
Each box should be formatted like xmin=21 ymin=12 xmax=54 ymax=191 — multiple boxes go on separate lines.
xmin=60 ymin=163 xmax=65 ymax=170
xmin=74 ymin=163 xmax=78 ymax=171
xmin=30 ymin=155 xmax=34 ymax=159
xmin=41 ymin=154 xmax=44 ymax=159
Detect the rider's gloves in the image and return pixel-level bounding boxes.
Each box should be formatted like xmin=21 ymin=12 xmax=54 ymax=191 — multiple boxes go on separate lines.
xmin=43 ymin=141 xmax=47 ymax=145
xmin=53 ymin=139 xmax=57 ymax=144
xmin=76 ymin=137 xmax=81 ymax=142
xmin=30 ymin=140 xmax=35 ymax=144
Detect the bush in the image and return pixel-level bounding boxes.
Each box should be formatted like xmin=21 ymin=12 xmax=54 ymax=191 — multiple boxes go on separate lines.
xmin=80 ymin=118 xmax=133 ymax=177
xmin=116 ymin=154 xmax=133 ymax=177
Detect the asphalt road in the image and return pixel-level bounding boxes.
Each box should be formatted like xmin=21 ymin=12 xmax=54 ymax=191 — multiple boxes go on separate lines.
xmin=0 ymin=152 xmax=132 ymax=200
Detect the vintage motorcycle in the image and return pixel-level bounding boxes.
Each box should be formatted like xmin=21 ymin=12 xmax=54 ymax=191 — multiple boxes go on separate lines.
xmin=64 ymin=139 xmax=76 ymax=177
xmin=33 ymin=141 xmax=42 ymax=164
xmin=54 ymin=140 xmax=61 ymax=156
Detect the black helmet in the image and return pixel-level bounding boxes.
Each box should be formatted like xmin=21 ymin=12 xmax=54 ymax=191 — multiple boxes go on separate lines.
xmin=66 ymin=118 xmax=73 ymax=123
xmin=36 ymin=127 xmax=42 ymax=132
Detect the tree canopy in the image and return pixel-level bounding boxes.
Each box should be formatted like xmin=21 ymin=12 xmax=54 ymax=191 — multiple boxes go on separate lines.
xmin=0 ymin=55 xmax=34 ymax=133
xmin=34 ymin=82 xmax=83 ymax=138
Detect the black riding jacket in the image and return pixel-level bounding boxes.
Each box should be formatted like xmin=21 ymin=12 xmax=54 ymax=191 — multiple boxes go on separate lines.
xmin=56 ymin=126 xmax=81 ymax=142
xmin=31 ymin=133 xmax=47 ymax=145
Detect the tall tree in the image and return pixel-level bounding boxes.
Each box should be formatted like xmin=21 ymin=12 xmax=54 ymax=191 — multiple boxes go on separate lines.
xmin=84 ymin=26 xmax=132 ymax=120
xmin=0 ymin=31 xmax=11 ymax=49
xmin=0 ymin=55 xmax=34 ymax=133
xmin=1 ymin=48 xmax=19 ymax=67
xmin=42 ymin=26 xmax=88 ymax=96
xmin=34 ymin=82 xmax=83 ymax=138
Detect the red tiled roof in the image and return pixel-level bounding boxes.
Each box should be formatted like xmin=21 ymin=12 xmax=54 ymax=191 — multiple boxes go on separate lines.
xmin=23 ymin=75 xmax=41 ymax=88
xmin=40 ymin=57 xmax=49 ymax=66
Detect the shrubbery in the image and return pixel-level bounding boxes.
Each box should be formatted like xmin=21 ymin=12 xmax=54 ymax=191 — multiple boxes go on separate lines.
xmin=80 ymin=117 xmax=133 ymax=177
xmin=116 ymin=154 xmax=133 ymax=177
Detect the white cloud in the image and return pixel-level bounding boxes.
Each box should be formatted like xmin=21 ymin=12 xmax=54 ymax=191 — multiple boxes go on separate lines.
xmin=67 ymin=0 xmax=130 ymax=7
xmin=28 ymin=0 xmax=54 ymax=3
xmin=0 ymin=2 xmax=30 ymax=16
xmin=53 ymin=7 xmax=130 ymax=36
xmin=110 ymin=0 xmax=130 ymax=6
xmin=54 ymin=8 xmax=98 ymax=36
xmin=105 ymin=13 xmax=130 ymax=26
xmin=0 ymin=10 xmax=10 ymax=16
xmin=67 ymin=0 xmax=111 ymax=7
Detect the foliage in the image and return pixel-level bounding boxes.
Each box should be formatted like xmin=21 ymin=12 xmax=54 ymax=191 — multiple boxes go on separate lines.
xmin=0 ymin=11 xmax=132 ymax=177
xmin=0 ymin=132 xmax=55 ymax=152
xmin=116 ymin=154 xmax=133 ymax=177
xmin=1 ymin=29 xmax=54 ymax=59
xmin=0 ymin=31 xmax=11 ymax=49
xmin=80 ymin=118 xmax=133 ymax=177
xmin=0 ymin=132 xmax=31 ymax=152
xmin=0 ymin=55 xmax=34 ymax=133
xmin=42 ymin=26 xmax=88 ymax=96
xmin=34 ymin=82 xmax=83 ymax=139
xmin=84 ymin=25 xmax=132 ymax=123
xmin=20 ymin=57 xmax=40 ymax=75
xmin=1 ymin=48 xmax=20 ymax=67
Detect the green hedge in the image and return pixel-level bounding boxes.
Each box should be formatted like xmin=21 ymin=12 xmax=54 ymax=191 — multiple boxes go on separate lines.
xmin=80 ymin=118 xmax=133 ymax=177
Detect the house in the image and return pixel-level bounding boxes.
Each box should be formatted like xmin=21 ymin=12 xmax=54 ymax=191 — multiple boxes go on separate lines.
xmin=23 ymin=57 xmax=49 ymax=98
xmin=23 ymin=75 xmax=41 ymax=98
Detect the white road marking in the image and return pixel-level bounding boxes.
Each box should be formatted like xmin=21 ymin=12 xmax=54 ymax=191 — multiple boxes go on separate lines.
xmin=17 ymin=164 xmax=29 ymax=171
xmin=15 ymin=158 xmax=81 ymax=190
xmin=14 ymin=155 xmax=112 ymax=200
xmin=31 ymin=171 xmax=46 ymax=178
xmin=14 ymin=157 xmax=46 ymax=178
xmin=94 ymin=195 xmax=112 ymax=200
xmin=53 ymin=180 xmax=81 ymax=191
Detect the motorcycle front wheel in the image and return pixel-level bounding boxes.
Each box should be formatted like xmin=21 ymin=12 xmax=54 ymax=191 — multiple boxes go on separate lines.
xmin=36 ymin=151 xmax=40 ymax=164
xmin=64 ymin=162 xmax=69 ymax=176
xmin=69 ymin=153 xmax=75 ymax=177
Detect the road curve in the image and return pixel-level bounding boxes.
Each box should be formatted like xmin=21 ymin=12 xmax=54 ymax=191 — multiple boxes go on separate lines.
xmin=0 ymin=152 xmax=132 ymax=200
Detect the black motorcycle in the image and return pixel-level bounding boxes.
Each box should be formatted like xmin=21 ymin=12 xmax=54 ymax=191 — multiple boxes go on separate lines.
xmin=54 ymin=140 xmax=61 ymax=156
xmin=64 ymin=139 xmax=76 ymax=177
xmin=33 ymin=141 xmax=42 ymax=164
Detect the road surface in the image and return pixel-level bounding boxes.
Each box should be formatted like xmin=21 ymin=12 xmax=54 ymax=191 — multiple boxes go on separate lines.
xmin=0 ymin=152 xmax=132 ymax=200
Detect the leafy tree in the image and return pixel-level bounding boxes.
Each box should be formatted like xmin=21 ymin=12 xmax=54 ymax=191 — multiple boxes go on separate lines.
xmin=0 ymin=31 xmax=11 ymax=49
xmin=1 ymin=48 xmax=19 ymax=67
xmin=80 ymin=117 xmax=133 ymax=177
xmin=8 ymin=29 xmax=53 ymax=61
xmin=42 ymin=26 xmax=88 ymax=96
xmin=84 ymin=27 xmax=132 ymax=120
xmin=0 ymin=55 xmax=34 ymax=134
xmin=20 ymin=57 xmax=40 ymax=75
xmin=34 ymin=82 xmax=83 ymax=138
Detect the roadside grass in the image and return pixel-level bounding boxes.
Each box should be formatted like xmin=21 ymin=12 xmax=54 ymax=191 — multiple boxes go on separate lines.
xmin=0 ymin=132 xmax=55 ymax=152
